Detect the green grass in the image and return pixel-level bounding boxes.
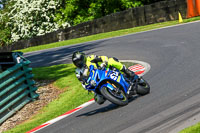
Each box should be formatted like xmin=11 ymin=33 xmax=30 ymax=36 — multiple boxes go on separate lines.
xmin=3 ymin=64 xmax=93 ymax=133
xmin=5 ymin=16 xmax=200 ymax=132
xmin=15 ymin=16 xmax=200 ymax=53
xmin=3 ymin=62 xmax=137 ymax=133
xmin=180 ymin=122 xmax=200 ymax=133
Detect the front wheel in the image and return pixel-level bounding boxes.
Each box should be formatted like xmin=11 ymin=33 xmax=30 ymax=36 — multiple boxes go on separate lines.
xmin=136 ymin=78 xmax=150 ymax=95
xmin=100 ymin=86 xmax=128 ymax=106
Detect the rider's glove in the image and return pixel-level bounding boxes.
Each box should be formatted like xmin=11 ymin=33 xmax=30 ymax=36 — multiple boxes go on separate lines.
xmin=100 ymin=62 xmax=107 ymax=68
xmin=82 ymin=84 xmax=86 ymax=89
xmin=76 ymin=69 xmax=86 ymax=84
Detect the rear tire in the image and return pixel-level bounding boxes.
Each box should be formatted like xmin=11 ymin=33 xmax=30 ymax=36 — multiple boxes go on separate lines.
xmin=136 ymin=78 xmax=150 ymax=95
xmin=100 ymin=86 xmax=128 ymax=106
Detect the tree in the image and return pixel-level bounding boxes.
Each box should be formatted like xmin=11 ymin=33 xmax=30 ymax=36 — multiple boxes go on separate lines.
xmin=0 ymin=0 xmax=12 ymax=46
xmin=0 ymin=0 xmax=7 ymax=9
xmin=55 ymin=0 xmax=142 ymax=26
xmin=0 ymin=0 xmax=70 ymax=44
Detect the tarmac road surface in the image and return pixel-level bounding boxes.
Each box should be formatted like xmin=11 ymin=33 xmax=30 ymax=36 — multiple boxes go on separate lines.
xmin=25 ymin=21 xmax=200 ymax=133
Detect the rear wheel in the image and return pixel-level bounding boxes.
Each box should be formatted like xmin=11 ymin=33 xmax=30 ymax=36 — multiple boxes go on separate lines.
xmin=136 ymin=78 xmax=150 ymax=95
xmin=100 ymin=86 xmax=128 ymax=106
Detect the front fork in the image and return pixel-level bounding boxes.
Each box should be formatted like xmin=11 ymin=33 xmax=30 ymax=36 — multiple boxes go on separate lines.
xmin=101 ymin=82 xmax=122 ymax=96
xmin=127 ymin=75 xmax=141 ymax=95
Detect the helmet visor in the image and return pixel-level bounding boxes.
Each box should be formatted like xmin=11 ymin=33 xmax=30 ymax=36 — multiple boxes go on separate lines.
xmin=74 ymin=59 xmax=84 ymax=68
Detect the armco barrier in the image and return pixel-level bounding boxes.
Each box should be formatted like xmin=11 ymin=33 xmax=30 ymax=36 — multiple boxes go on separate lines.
xmin=0 ymin=52 xmax=38 ymax=124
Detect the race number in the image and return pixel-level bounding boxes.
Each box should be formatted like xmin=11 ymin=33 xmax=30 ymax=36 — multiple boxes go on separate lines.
xmin=110 ymin=72 xmax=119 ymax=80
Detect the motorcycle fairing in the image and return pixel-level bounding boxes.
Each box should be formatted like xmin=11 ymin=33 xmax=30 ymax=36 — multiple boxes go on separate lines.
xmin=86 ymin=65 xmax=131 ymax=94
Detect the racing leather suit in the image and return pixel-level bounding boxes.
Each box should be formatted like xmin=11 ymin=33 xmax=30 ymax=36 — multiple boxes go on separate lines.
xmin=75 ymin=55 xmax=124 ymax=85
xmin=75 ymin=55 xmax=135 ymax=88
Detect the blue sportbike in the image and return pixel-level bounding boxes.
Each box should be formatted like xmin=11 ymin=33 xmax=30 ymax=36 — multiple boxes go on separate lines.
xmin=85 ymin=65 xmax=150 ymax=106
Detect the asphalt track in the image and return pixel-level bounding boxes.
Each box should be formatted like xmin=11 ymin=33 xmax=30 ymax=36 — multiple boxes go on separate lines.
xmin=25 ymin=21 xmax=200 ymax=133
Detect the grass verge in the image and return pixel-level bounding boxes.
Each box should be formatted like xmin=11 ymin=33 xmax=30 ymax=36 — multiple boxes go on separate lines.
xmin=3 ymin=64 xmax=93 ymax=133
xmin=180 ymin=122 xmax=200 ymax=133
xmin=3 ymin=62 xmax=137 ymax=133
xmin=16 ymin=16 xmax=200 ymax=53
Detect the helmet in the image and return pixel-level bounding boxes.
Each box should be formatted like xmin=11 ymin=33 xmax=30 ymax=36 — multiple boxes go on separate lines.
xmin=72 ymin=51 xmax=86 ymax=68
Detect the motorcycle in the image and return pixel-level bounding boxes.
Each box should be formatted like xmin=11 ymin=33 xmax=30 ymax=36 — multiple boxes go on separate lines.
xmin=84 ymin=65 xmax=150 ymax=106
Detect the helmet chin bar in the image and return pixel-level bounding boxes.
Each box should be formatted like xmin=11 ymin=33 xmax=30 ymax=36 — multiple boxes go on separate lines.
xmin=72 ymin=51 xmax=86 ymax=68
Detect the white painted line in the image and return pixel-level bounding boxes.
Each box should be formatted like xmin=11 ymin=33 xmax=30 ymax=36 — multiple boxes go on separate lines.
xmin=26 ymin=99 xmax=95 ymax=133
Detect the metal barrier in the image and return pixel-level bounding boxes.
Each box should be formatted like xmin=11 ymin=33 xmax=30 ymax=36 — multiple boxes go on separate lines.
xmin=0 ymin=52 xmax=39 ymax=124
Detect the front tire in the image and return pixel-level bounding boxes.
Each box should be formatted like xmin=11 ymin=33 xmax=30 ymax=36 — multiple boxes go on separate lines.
xmin=100 ymin=86 xmax=128 ymax=106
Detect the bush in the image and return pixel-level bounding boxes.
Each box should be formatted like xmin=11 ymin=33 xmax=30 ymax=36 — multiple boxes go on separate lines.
xmin=0 ymin=0 xmax=164 ymax=46
xmin=0 ymin=0 xmax=70 ymax=45
xmin=55 ymin=0 xmax=142 ymax=26
xmin=0 ymin=1 xmax=12 ymax=46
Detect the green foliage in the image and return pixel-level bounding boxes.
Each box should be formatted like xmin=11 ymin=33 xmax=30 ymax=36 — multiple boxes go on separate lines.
xmin=0 ymin=1 xmax=13 ymax=46
xmin=0 ymin=0 xmax=69 ymax=46
xmin=180 ymin=122 xmax=200 ymax=133
xmin=0 ymin=0 xmax=166 ymax=46
xmin=55 ymin=0 xmax=167 ymax=27
xmin=0 ymin=29 xmax=11 ymax=46
xmin=55 ymin=0 xmax=142 ymax=26
xmin=0 ymin=0 xmax=7 ymax=8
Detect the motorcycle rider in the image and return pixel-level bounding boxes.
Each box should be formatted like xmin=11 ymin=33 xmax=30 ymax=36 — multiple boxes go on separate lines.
xmin=72 ymin=51 xmax=135 ymax=81
xmin=72 ymin=51 xmax=136 ymax=104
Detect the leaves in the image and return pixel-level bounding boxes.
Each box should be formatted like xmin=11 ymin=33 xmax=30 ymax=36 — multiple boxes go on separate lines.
xmin=55 ymin=0 xmax=142 ymax=26
xmin=0 ymin=0 xmax=161 ymax=46
xmin=0 ymin=0 xmax=70 ymax=44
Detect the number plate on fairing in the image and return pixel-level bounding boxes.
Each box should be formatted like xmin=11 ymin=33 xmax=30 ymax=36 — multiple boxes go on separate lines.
xmin=110 ymin=72 xmax=119 ymax=81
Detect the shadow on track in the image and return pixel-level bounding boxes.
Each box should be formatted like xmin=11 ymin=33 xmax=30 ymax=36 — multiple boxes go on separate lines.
xmin=76 ymin=95 xmax=138 ymax=117
xmin=76 ymin=103 xmax=119 ymax=117
xmin=25 ymin=40 xmax=108 ymax=68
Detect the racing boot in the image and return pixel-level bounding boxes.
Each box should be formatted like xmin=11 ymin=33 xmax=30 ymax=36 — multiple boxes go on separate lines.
xmin=121 ymin=65 xmax=135 ymax=80
xmin=121 ymin=65 xmax=136 ymax=97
